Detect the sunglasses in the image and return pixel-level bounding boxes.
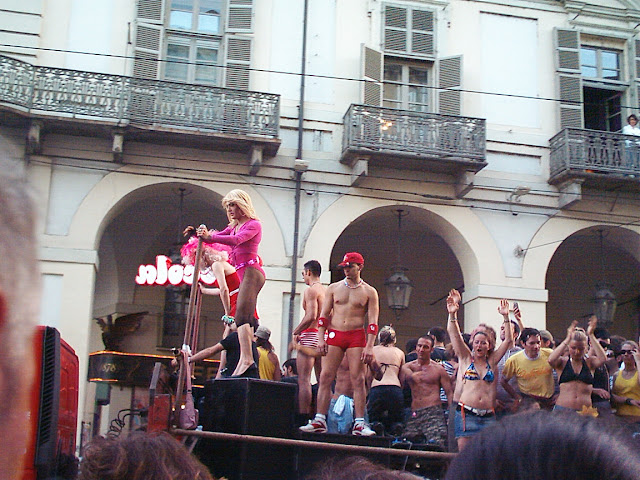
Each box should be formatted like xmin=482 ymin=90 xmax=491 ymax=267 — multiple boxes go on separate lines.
xmin=621 ymin=350 xmax=636 ymax=356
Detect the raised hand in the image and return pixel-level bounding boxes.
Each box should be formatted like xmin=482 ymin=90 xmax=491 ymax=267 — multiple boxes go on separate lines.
xmin=566 ymin=320 xmax=578 ymax=340
xmin=497 ymin=298 xmax=510 ymax=316
xmin=586 ymin=315 xmax=598 ymax=336
xmin=446 ymin=292 xmax=459 ymax=315
xmin=449 ymin=289 xmax=462 ymax=305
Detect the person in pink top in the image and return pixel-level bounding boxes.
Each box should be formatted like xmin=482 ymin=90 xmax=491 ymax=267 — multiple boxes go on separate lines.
xmin=196 ymin=189 xmax=265 ymax=377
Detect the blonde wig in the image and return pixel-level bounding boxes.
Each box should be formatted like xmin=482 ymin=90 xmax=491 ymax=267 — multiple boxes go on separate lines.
xmin=222 ymin=189 xmax=259 ymax=226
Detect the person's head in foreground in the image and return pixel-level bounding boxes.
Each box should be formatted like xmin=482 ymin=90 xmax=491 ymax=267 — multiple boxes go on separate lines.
xmin=78 ymin=432 xmax=213 ymax=480
xmin=305 ymin=455 xmax=422 ymax=480
xmin=445 ymin=410 xmax=640 ymax=480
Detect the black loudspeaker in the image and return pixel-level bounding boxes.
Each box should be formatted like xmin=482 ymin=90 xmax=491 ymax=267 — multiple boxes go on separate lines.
xmin=295 ymin=432 xmax=392 ymax=480
xmin=196 ymin=378 xmax=297 ymax=480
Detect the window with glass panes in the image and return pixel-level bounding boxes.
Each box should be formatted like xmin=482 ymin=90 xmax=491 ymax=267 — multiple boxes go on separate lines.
xmin=165 ymin=0 xmax=222 ymax=84
xmin=383 ymin=60 xmax=430 ymax=112
xmin=580 ymin=47 xmax=621 ymax=80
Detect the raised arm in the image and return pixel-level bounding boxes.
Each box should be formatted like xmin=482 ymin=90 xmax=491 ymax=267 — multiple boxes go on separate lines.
xmin=446 ymin=289 xmax=471 ymax=361
xmin=200 ymin=222 xmax=260 ymax=247
xmin=548 ymin=320 xmax=577 ymax=369
xmin=585 ymin=315 xmax=606 ymax=370
xmin=492 ymin=299 xmax=514 ymax=363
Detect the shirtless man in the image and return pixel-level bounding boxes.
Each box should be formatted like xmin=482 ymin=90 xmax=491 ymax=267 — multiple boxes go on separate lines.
xmin=300 ymin=252 xmax=379 ymax=436
xmin=292 ymin=260 xmax=326 ymax=415
xmin=401 ymin=334 xmax=452 ymax=448
xmin=366 ymin=326 xmax=405 ymax=435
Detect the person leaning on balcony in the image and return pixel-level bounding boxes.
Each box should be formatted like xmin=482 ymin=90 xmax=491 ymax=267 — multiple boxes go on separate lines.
xmin=621 ymin=114 xmax=640 ymax=171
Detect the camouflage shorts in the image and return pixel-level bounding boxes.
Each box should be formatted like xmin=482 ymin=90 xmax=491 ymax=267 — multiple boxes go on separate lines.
xmin=402 ymin=405 xmax=447 ymax=448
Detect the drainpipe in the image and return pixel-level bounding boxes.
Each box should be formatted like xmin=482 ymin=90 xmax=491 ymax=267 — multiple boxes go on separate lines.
xmin=288 ymin=0 xmax=309 ymax=345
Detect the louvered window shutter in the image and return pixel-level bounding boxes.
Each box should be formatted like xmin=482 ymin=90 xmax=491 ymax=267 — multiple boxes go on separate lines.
xmin=410 ymin=9 xmax=434 ymax=57
xmin=383 ymin=4 xmax=434 ymax=59
xmin=554 ymin=28 xmax=583 ymax=129
xmin=134 ymin=0 xmax=164 ymax=79
xmin=225 ymin=36 xmax=251 ymax=89
xmin=226 ymin=0 xmax=253 ymax=33
xmin=362 ymin=45 xmax=383 ymax=106
xmin=438 ymin=56 xmax=462 ymax=116
xmin=384 ymin=5 xmax=407 ymax=54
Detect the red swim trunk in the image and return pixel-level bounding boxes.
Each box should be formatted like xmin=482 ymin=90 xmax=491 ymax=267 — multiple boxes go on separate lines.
xmin=326 ymin=328 xmax=366 ymax=349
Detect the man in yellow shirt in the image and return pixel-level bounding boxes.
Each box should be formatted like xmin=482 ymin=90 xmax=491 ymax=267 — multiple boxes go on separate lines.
xmin=501 ymin=328 xmax=555 ymax=410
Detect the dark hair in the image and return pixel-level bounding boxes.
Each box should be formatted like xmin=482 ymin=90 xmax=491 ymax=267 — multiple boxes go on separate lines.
xmin=78 ymin=432 xmax=213 ymax=480
xmin=305 ymin=455 xmax=422 ymax=480
xmin=628 ymin=114 xmax=638 ymax=123
xmin=462 ymin=333 xmax=472 ymax=351
xmin=255 ymin=337 xmax=274 ymax=352
xmin=405 ymin=338 xmax=418 ymax=353
xmin=427 ymin=326 xmax=447 ymax=343
xmin=510 ymin=320 xmax=521 ymax=335
xmin=520 ymin=327 xmax=541 ymax=345
xmin=593 ymin=327 xmax=610 ymax=341
xmin=445 ymin=411 xmax=640 ymax=480
xmin=419 ymin=334 xmax=435 ymax=347
xmin=283 ymin=358 xmax=297 ymax=375
xmin=304 ymin=260 xmax=322 ymax=277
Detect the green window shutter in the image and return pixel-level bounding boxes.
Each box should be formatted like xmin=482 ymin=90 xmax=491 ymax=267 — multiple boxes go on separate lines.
xmin=554 ymin=28 xmax=583 ymax=128
xmin=133 ymin=23 xmax=163 ymax=79
xmin=225 ymin=36 xmax=251 ymax=89
xmin=227 ymin=0 xmax=253 ymax=33
xmin=137 ymin=0 xmax=164 ymax=24
xmin=361 ymin=44 xmax=383 ymax=106
xmin=438 ymin=55 xmax=461 ymax=116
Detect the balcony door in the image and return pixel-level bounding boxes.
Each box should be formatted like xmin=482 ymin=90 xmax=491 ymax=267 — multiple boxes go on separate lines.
xmin=583 ymin=87 xmax=622 ymax=132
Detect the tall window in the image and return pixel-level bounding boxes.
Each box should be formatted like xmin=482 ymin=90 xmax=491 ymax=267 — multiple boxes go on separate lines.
xmin=165 ymin=0 xmax=223 ymax=85
xmin=383 ymin=60 xmax=430 ymax=112
xmin=580 ymin=46 xmax=623 ymax=131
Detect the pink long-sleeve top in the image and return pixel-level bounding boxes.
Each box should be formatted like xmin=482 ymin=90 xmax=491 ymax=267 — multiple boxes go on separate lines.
xmin=205 ymin=219 xmax=264 ymax=279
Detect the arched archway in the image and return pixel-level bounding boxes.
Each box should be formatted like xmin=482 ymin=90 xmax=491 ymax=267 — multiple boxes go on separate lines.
xmin=545 ymin=226 xmax=640 ymax=341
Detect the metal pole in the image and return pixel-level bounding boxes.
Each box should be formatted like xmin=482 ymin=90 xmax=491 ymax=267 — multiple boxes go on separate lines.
xmin=172 ymin=429 xmax=457 ymax=461
xmin=288 ymin=0 xmax=309 ymax=347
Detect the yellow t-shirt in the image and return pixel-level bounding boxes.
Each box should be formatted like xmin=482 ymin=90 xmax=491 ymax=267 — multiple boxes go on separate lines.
xmin=613 ymin=370 xmax=640 ymax=417
xmin=257 ymin=346 xmax=276 ymax=380
xmin=502 ymin=348 xmax=554 ymax=398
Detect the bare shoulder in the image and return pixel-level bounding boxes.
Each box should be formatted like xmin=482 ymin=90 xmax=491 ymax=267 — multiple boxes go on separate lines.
xmin=362 ymin=282 xmax=379 ymax=297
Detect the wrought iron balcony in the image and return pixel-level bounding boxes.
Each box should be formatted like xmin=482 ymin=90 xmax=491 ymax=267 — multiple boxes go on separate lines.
xmin=0 ymin=55 xmax=280 ymax=153
xmin=341 ymin=104 xmax=487 ymax=174
xmin=550 ymin=128 xmax=640 ymax=189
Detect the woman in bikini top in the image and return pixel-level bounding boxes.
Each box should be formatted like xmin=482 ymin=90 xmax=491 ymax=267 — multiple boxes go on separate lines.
xmin=548 ymin=317 xmax=606 ymax=412
xmin=447 ymin=290 xmax=513 ymax=450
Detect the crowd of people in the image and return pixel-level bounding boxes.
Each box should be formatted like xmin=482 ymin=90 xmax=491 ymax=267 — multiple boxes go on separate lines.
xmin=2 ymin=157 xmax=638 ymax=480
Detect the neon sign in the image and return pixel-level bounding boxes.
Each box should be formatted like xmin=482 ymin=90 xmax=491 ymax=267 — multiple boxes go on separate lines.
xmin=135 ymin=255 xmax=216 ymax=286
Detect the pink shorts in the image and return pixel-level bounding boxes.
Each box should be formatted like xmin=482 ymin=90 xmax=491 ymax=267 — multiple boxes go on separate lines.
xmin=326 ymin=328 xmax=366 ymax=350
xmin=299 ymin=328 xmax=319 ymax=348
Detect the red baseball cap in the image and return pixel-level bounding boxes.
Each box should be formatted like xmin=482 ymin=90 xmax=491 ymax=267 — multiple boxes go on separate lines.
xmin=338 ymin=252 xmax=364 ymax=267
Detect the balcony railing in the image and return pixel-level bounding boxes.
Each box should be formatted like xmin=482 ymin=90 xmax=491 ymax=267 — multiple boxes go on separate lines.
xmin=0 ymin=55 xmax=279 ymax=139
xmin=550 ymin=128 xmax=640 ymax=184
xmin=341 ymin=104 xmax=486 ymax=172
